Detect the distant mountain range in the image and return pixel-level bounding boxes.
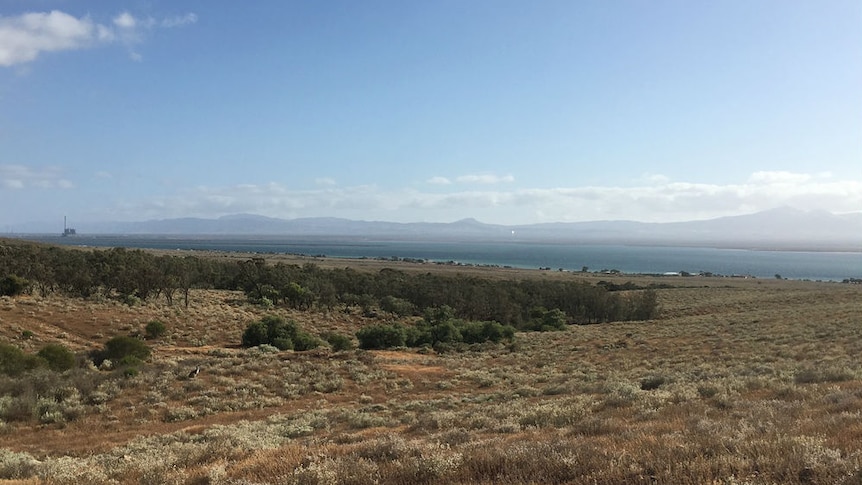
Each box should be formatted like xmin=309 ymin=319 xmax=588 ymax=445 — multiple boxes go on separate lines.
xmin=11 ymin=207 xmax=862 ymax=251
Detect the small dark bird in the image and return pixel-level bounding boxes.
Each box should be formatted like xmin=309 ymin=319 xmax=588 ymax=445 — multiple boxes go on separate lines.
xmin=188 ymin=366 xmax=200 ymax=379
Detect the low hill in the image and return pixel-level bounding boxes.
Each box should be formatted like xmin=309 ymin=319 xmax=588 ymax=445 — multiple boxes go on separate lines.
xmin=11 ymin=207 xmax=862 ymax=250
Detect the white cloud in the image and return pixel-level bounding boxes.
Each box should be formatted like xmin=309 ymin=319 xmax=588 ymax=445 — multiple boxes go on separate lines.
xmin=455 ymin=174 xmax=515 ymax=185
xmin=0 ymin=11 xmax=97 ymax=66
xmin=91 ymin=171 xmax=862 ymax=225
xmin=642 ymin=173 xmax=671 ymax=185
xmin=426 ymin=176 xmax=451 ymax=185
xmin=0 ymin=164 xmax=73 ymax=190
xmin=315 ymin=177 xmax=337 ymax=186
xmin=748 ymin=171 xmax=812 ymax=184
xmin=0 ymin=10 xmax=197 ymax=67
xmin=113 ymin=12 xmax=136 ymax=29
xmin=161 ymin=13 xmax=198 ymax=28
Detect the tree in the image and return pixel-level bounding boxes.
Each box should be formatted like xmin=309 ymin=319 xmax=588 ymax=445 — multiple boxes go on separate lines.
xmin=283 ymin=282 xmax=314 ymax=310
xmin=626 ymin=289 xmax=659 ymax=321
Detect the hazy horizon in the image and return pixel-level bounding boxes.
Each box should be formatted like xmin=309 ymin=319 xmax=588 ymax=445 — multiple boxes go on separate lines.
xmin=6 ymin=207 xmax=862 ymax=256
xmin=7 ymin=204 xmax=862 ymax=229
xmin=2 ymin=2 xmax=860 ymax=226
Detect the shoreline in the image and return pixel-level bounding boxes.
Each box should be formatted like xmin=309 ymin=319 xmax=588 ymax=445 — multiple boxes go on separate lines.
xmin=6 ymin=232 xmax=862 ymax=254
xmin=4 ymin=235 xmax=860 ymax=282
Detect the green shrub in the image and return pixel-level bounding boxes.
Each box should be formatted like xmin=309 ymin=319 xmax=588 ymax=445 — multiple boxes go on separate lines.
xmin=241 ymin=321 xmax=269 ymax=347
xmin=271 ymin=337 xmax=294 ymax=351
xmin=428 ymin=320 xmax=462 ymax=346
xmin=92 ymin=336 xmax=150 ymax=366
xmin=0 ymin=274 xmax=29 ymax=296
xmin=0 ymin=343 xmax=43 ymax=376
xmin=359 ymin=318 xmax=514 ymax=350
xmin=460 ymin=320 xmax=515 ymax=344
xmin=356 ymin=324 xmax=407 ymax=349
xmin=322 ymin=332 xmax=354 ymax=352
xmin=241 ymin=315 xmax=320 ymax=351
xmin=117 ymin=355 xmax=143 ymax=367
xmin=36 ymin=344 xmax=76 ymax=372
xmin=144 ymin=320 xmax=167 ymax=340
xmin=521 ymin=307 xmax=567 ymax=332
xmin=292 ymin=332 xmax=322 ymax=351
xmin=380 ymin=296 xmax=417 ymax=316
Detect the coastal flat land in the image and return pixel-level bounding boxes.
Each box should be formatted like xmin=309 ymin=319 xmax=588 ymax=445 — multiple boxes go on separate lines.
xmin=1 ymin=253 xmax=861 ymax=484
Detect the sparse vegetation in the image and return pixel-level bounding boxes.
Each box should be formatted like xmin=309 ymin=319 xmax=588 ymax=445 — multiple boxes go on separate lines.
xmin=0 ymin=238 xmax=861 ymax=484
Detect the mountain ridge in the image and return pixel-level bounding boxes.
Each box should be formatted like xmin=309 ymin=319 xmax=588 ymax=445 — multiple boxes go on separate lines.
xmin=10 ymin=208 xmax=862 ymax=251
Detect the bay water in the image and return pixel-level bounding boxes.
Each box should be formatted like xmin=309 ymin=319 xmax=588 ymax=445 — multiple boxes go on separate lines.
xmin=19 ymin=235 xmax=862 ymax=282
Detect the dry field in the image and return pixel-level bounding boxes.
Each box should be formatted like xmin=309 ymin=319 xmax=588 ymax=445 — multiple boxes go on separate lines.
xmin=1 ymin=262 xmax=861 ymax=484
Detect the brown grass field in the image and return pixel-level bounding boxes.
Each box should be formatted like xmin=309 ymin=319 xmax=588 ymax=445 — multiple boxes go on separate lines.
xmin=1 ymin=254 xmax=861 ymax=484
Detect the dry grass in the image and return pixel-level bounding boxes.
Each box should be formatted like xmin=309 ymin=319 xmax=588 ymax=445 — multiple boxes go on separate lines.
xmin=1 ymin=266 xmax=861 ymax=484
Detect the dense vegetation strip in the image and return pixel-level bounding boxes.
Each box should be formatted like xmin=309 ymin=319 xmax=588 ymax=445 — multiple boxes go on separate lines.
xmin=0 ymin=238 xmax=659 ymax=326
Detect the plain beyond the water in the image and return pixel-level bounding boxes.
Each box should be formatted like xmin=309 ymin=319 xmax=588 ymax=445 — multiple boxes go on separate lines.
xmin=19 ymin=235 xmax=862 ymax=282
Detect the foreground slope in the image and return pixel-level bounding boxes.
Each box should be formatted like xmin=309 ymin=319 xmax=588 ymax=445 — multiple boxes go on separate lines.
xmin=1 ymin=269 xmax=861 ymax=484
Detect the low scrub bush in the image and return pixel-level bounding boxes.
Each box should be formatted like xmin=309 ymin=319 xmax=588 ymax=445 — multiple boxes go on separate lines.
xmin=518 ymin=307 xmax=568 ymax=332
xmin=0 ymin=449 xmax=39 ymax=480
xmin=459 ymin=320 xmax=516 ymax=344
xmin=640 ymin=375 xmax=667 ymax=391
xmin=36 ymin=344 xmax=76 ymax=372
xmin=0 ymin=274 xmax=29 ymax=296
xmin=144 ymin=320 xmax=167 ymax=340
xmin=241 ymin=315 xmax=321 ymax=351
xmin=357 ymin=315 xmax=515 ymax=351
xmin=794 ymin=366 xmax=856 ymax=384
xmin=91 ymin=336 xmax=151 ymax=367
xmin=0 ymin=343 xmax=44 ymax=376
xmin=357 ymin=324 xmax=407 ymax=350
xmin=321 ymin=332 xmax=354 ymax=351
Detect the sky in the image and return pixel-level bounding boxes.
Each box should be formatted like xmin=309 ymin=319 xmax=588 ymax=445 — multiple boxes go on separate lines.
xmin=1 ymin=1 xmax=860 ymax=229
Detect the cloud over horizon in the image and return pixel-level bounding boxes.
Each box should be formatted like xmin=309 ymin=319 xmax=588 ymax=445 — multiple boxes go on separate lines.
xmin=70 ymin=170 xmax=862 ymax=225
xmin=427 ymin=173 xmax=515 ymax=186
xmin=0 ymin=164 xmax=73 ymax=190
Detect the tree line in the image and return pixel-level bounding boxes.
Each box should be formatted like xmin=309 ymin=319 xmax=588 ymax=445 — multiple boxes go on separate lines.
xmin=0 ymin=238 xmax=659 ymax=325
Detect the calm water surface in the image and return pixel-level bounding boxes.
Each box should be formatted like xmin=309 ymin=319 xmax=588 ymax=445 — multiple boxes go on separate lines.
xmin=19 ymin=235 xmax=862 ymax=282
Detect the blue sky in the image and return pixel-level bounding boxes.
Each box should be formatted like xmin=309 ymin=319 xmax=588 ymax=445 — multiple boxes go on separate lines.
xmin=1 ymin=1 xmax=860 ymax=229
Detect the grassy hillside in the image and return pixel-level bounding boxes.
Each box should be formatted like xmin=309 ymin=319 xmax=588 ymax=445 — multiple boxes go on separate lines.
xmin=1 ymin=255 xmax=861 ymax=483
